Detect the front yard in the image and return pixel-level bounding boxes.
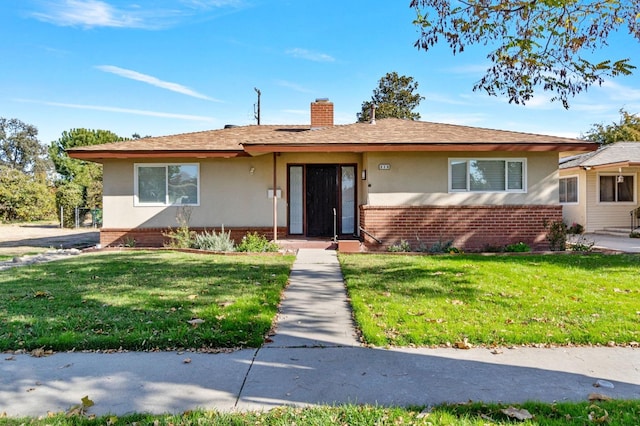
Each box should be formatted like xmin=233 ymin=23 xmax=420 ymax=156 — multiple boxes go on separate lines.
xmin=0 ymin=251 xmax=294 ymax=352
xmin=340 ymin=253 xmax=640 ymax=347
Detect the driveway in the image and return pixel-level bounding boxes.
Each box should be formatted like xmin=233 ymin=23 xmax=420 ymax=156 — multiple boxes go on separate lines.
xmin=0 ymin=223 xmax=99 ymax=256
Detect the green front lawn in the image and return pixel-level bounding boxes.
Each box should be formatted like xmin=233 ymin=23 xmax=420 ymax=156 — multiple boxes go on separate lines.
xmin=0 ymin=251 xmax=294 ymax=351
xmin=340 ymin=253 xmax=640 ymax=347
xmin=1 ymin=401 xmax=638 ymax=425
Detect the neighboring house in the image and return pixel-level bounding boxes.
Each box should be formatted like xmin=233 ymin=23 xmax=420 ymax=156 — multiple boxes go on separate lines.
xmin=68 ymin=99 xmax=596 ymax=251
xmin=559 ymin=141 xmax=640 ymax=233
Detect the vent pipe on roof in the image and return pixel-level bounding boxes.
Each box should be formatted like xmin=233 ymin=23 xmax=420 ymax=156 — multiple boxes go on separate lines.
xmin=370 ymin=104 xmax=376 ymax=125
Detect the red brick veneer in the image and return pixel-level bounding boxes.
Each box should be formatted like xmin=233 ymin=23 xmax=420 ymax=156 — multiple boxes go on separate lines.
xmin=100 ymin=227 xmax=287 ymax=248
xmin=359 ymin=205 xmax=562 ymax=252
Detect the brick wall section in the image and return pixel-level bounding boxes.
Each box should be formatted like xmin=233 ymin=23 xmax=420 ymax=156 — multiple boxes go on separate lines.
xmin=310 ymin=100 xmax=334 ymax=128
xmin=359 ymin=205 xmax=562 ymax=252
xmin=100 ymin=227 xmax=287 ymax=248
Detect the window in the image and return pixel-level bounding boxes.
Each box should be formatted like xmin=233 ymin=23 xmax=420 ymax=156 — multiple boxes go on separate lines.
xmin=559 ymin=176 xmax=578 ymax=203
xmin=599 ymin=174 xmax=635 ymax=203
xmin=135 ymin=164 xmax=199 ymax=206
xmin=449 ymin=159 xmax=526 ymax=192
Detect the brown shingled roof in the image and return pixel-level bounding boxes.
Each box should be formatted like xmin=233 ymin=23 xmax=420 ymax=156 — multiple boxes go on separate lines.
xmin=67 ymin=119 xmax=596 ymax=160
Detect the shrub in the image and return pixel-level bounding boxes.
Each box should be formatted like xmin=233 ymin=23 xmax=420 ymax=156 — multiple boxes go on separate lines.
xmin=0 ymin=167 xmax=55 ymax=222
xmin=55 ymin=182 xmax=84 ymax=228
xmin=570 ymin=235 xmax=595 ymax=252
xmin=192 ymin=227 xmax=235 ymax=251
xmin=163 ymin=207 xmax=195 ymax=249
xmin=545 ymin=220 xmax=567 ymax=251
xmin=567 ymin=222 xmax=584 ymax=234
xmin=428 ymin=238 xmax=454 ymax=253
xmin=236 ymin=232 xmax=279 ymax=252
xmin=505 ymin=242 xmax=531 ymax=252
xmin=630 ymin=231 xmax=640 ymax=239
xmin=388 ymin=239 xmax=411 ymax=252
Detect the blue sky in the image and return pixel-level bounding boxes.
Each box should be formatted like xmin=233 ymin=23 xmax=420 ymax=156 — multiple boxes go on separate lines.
xmin=2 ymin=0 xmax=640 ymax=145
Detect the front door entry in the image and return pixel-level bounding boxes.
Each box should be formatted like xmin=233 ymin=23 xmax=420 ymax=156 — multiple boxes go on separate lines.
xmin=288 ymin=164 xmax=356 ymax=238
xmin=306 ymin=165 xmax=337 ymax=237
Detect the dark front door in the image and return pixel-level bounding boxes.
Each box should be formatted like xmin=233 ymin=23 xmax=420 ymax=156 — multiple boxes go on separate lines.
xmin=306 ymin=165 xmax=337 ymax=237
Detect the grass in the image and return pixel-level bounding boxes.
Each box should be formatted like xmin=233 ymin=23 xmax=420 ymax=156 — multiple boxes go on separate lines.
xmin=1 ymin=401 xmax=639 ymax=425
xmin=339 ymin=253 xmax=640 ymax=347
xmin=0 ymin=250 xmax=295 ymax=351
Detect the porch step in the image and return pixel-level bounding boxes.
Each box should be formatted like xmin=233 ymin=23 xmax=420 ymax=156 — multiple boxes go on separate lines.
xmin=277 ymin=238 xmax=337 ymax=251
xmin=592 ymin=227 xmax=633 ymax=237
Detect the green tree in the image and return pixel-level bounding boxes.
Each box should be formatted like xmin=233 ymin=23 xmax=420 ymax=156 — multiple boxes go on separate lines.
xmin=49 ymin=129 xmax=126 ymax=209
xmin=0 ymin=117 xmax=50 ymax=175
xmin=0 ymin=166 xmax=55 ymax=222
xmin=357 ymin=72 xmax=424 ymax=122
xmin=411 ymin=0 xmax=637 ymax=108
xmin=582 ymin=109 xmax=640 ymax=145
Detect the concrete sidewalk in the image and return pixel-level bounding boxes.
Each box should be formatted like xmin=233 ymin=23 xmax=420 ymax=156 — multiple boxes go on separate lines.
xmin=1 ymin=249 xmax=639 ymax=417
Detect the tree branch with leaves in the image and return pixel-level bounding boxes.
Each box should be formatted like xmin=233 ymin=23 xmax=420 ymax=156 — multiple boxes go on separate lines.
xmin=411 ymin=0 xmax=639 ymax=108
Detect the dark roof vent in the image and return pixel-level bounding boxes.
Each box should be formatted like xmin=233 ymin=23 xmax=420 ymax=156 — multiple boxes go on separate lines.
xmin=224 ymin=124 xmax=238 ymax=129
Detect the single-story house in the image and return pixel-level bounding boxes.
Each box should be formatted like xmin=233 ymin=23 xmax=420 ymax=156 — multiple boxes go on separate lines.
xmin=68 ymin=99 xmax=596 ymax=251
xmin=559 ymin=141 xmax=640 ymax=233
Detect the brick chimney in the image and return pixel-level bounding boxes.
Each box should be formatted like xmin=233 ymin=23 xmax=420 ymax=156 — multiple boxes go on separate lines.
xmin=310 ymin=98 xmax=334 ymax=129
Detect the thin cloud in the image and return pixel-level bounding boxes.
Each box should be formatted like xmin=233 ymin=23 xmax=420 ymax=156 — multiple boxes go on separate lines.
xmin=16 ymin=99 xmax=214 ymax=121
xmin=31 ymin=0 xmax=150 ymax=28
xmin=286 ymin=48 xmax=335 ymax=63
xmin=600 ymin=80 xmax=640 ymax=102
xmin=275 ymin=80 xmax=313 ymax=93
xmin=29 ymin=0 xmax=244 ymax=29
xmin=96 ymin=65 xmax=221 ymax=102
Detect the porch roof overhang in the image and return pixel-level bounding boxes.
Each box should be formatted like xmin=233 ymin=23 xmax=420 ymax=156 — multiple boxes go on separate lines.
xmin=562 ymin=160 xmax=640 ymax=172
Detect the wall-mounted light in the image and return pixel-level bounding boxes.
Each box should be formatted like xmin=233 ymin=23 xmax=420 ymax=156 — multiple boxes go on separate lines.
xmin=361 ymin=169 xmax=367 ymax=180
xmin=249 ymin=166 xmax=255 ymax=175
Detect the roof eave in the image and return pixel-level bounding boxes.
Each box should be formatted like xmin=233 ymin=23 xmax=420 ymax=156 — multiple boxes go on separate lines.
xmin=67 ymin=150 xmax=249 ymax=161
xmin=243 ymin=142 xmax=597 ymax=154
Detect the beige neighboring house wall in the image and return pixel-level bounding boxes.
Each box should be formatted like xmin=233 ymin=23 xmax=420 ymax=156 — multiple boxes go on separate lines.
xmin=366 ymin=151 xmax=560 ymax=206
xmin=585 ymin=167 xmax=639 ymax=230
xmin=559 ymin=169 xmax=587 ymax=228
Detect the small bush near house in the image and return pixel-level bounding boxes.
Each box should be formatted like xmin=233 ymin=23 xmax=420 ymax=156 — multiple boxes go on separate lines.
xmin=567 ymin=222 xmax=584 ymax=234
xmin=192 ymin=227 xmax=235 ymax=251
xmin=569 ymin=234 xmax=595 ymax=252
xmin=388 ymin=239 xmax=411 ymax=252
xmin=504 ymin=242 xmax=531 ymax=252
xmin=545 ymin=219 xmax=567 ymax=251
xmin=428 ymin=238 xmax=455 ymax=253
xmin=236 ymin=232 xmax=279 ymax=252
xmin=163 ymin=207 xmax=195 ymax=248
xmin=630 ymin=231 xmax=640 ymax=238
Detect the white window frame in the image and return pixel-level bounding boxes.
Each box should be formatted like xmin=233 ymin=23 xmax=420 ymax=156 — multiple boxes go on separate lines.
xmin=559 ymin=175 xmax=579 ymax=204
xmin=448 ymin=158 xmax=527 ymax=193
xmin=134 ymin=163 xmax=200 ymax=207
xmin=597 ymin=172 xmax=636 ymax=204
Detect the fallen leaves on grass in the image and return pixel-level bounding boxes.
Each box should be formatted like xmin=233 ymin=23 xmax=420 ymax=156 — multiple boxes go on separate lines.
xmin=501 ymin=406 xmax=533 ymax=420
xmin=455 ymin=338 xmax=473 ymax=349
xmin=588 ymin=393 xmax=612 ymax=401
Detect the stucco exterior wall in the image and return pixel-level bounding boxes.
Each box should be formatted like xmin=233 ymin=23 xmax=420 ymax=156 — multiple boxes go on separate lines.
xmin=364 ymin=151 xmax=559 ymax=206
xmin=102 ymin=156 xmax=288 ymax=229
xmin=101 ymin=152 xmax=365 ymax=231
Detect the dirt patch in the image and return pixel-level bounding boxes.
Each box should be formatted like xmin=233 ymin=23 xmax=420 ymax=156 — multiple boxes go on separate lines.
xmin=0 ymin=223 xmax=99 ymax=256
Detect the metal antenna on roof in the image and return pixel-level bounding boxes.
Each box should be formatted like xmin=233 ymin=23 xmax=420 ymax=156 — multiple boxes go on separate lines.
xmin=254 ymin=88 xmax=261 ymax=125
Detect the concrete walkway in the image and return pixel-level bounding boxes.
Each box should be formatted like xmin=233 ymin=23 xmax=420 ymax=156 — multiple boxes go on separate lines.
xmin=1 ymin=249 xmax=639 ymax=417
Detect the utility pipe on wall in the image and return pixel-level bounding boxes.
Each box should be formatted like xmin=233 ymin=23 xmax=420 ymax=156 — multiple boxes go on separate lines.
xmin=272 ymin=152 xmax=278 ymax=242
